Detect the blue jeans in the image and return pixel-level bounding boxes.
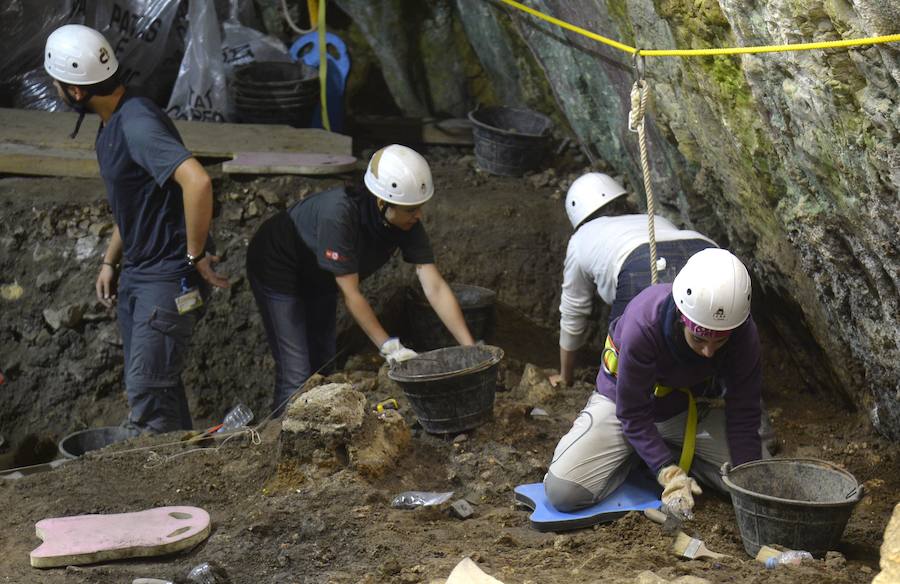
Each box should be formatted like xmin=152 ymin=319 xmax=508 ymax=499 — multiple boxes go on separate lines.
xmin=117 ymin=272 xmax=206 ymax=434
xmin=249 ymin=273 xmax=337 ymax=415
xmin=611 ymin=239 xmax=716 ymax=321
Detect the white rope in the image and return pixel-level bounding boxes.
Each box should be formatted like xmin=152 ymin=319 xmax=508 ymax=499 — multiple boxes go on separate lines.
xmin=280 ymin=0 xmax=314 ymax=35
xmin=628 ymin=76 xmax=659 ymax=285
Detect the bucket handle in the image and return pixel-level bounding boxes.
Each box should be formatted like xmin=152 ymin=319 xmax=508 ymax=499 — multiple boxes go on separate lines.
xmin=720 ymin=461 xmax=731 ymax=477
xmin=844 ymin=484 xmax=865 ymax=501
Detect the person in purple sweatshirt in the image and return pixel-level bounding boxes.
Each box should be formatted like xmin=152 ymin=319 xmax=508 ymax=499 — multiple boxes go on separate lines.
xmin=544 ymin=249 xmax=770 ymax=519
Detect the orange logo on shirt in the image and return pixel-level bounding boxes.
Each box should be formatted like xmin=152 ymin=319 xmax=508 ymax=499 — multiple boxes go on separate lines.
xmin=325 ymin=249 xmax=347 ymax=261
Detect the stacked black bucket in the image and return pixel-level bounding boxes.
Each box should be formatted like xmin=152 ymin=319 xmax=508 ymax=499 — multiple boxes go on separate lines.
xmin=233 ymin=61 xmax=319 ymax=127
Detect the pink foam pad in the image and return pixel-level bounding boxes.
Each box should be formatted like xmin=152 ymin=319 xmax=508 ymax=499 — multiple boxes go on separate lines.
xmin=30 ymin=506 xmax=210 ymax=568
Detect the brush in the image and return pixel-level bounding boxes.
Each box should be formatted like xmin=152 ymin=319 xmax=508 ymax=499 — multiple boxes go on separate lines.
xmin=672 ymin=531 xmax=729 ymax=560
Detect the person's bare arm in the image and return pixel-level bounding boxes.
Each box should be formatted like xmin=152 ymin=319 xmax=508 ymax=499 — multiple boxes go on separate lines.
xmin=174 ymin=157 xmax=229 ymax=288
xmin=96 ymin=225 xmax=123 ymax=307
xmin=335 ymin=273 xmax=390 ymax=348
xmin=550 ymin=346 xmax=577 ymax=387
xmin=416 ymin=264 xmax=475 ymax=345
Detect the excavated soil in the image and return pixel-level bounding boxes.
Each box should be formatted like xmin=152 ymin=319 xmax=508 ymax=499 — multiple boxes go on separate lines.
xmin=0 ymin=152 xmax=897 ymax=583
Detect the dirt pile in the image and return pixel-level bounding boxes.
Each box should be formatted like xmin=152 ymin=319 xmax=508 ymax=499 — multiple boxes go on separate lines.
xmin=0 ymin=356 xmax=897 ymax=582
xmin=1 ymin=151 xmax=897 ymax=582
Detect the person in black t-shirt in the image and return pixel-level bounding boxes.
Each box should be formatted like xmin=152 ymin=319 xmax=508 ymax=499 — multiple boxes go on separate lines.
xmin=43 ymin=25 xmax=229 ymax=434
xmin=247 ymin=144 xmax=475 ymax=414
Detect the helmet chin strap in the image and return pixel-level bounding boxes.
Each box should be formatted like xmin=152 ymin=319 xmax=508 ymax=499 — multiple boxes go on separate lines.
xmin=60 ymin=85 xmax=93 ymax=139
xmin=376 ymin=198 xmax=392 ymax=228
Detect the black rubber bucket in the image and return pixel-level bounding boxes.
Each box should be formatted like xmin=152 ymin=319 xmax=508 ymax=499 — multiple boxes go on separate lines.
xmin=232 ymin=61 xmax=319 ymax=127
xmin=405 ymin=284 xmax=496 ymax=352
xmin=58 ymin=426 xmax=136 ymax=459
xmin=468 ymin=106 xmax=552 ymax=176
xmin=721 ymin=458 xmax=863 ymax=557
xmin=233 ymin=61 xmax=318 ymax=89
xmin=388 ymin=345 xmax=504 ymax=434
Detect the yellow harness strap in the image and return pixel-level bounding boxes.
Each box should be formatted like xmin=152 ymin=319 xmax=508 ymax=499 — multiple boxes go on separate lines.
xmin=603 ymin=334 xmax=697 ymax=473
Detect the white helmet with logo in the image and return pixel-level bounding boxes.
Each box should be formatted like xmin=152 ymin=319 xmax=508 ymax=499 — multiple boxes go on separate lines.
xmin=672 ymin=248 xmax=752 ymax=331
xmin=364 ymin=145 xmax=434 ymax=206
xmin=44 ymin=24 xmax=118 ymax=85
xmin=564 ymin=173 xmax=627 ymax=229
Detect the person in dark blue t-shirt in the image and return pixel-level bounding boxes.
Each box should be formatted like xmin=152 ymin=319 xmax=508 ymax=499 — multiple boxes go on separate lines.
xmin=44 ymin=25 xmax=229 ymax=434
xmin=247 ymin=145 xmax=475 ymax=415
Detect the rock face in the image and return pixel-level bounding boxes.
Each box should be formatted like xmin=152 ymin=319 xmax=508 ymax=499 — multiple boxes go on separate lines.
xmin=339 ymin=1 xmax=900 ymax=439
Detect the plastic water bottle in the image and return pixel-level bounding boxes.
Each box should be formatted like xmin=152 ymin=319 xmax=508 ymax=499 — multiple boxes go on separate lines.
xmin=219 ymin=403 xmax=253 ymax=431
xmin=187 ymin=561 xmax=230 ymax=583
xmin=765 ymin=550 xmax=813 ymax=568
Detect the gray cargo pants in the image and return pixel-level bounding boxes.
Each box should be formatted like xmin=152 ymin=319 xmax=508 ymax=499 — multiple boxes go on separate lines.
xmin=544 ymin=392 xmax=771 ymax=512
xmin=118 ymin=272 xmax=206 ymax=434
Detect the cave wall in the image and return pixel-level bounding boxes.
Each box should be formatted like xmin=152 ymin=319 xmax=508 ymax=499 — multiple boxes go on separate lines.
xmin=0 ymin=168 xmax=571 ymax=456
xmin=337 ymin=0 xmax=900 ymax=438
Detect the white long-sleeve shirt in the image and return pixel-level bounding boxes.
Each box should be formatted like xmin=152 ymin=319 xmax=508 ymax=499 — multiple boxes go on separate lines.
xmin=559 ymin=214 xmax=715 ymax=351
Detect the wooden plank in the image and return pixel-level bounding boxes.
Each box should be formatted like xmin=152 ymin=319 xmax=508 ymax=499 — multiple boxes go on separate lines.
xmin=0 ymin=108 xmax=352 ymax=157
xmin=422 ymin=118 xmax=473 ymax=145
xmin=223 ymin=152 xmax=359 ymax=175
xmin=0 ymin=144 xmax=99 ymax=178
xmin=352 ymin=116 xmax=473 ymax=146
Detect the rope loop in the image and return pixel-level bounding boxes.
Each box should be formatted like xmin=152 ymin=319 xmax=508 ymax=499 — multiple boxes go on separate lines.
xmin=632 ymin=49 xmax=645 ymax=81
xmin=628 ymin=79 xmax=646 ymax=133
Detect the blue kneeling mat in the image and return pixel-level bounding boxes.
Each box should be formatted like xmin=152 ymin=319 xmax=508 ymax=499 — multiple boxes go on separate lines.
xmin=515 ymin=469 xmax=662 ymax=532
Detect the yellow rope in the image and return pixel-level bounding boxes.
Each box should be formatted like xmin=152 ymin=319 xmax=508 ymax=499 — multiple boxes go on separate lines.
xmin=494 ymin=0 xmax=900 ymax=57
xmin=318 ymin=0 xmax=331 ymax=131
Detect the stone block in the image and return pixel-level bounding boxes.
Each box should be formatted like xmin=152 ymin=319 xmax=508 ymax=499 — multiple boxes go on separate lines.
xmin=873 ymin=502 xmax=900 ymax=583
xmin=513 ymin=363 xmax=555 ymax=405
xmin=43 ymin=303 xmax=85 ymax=331
xmin=449 ymin=499 xmax=475 ymax=520
xmin=350 ymin=410 xmax=411 ymax=479
xmin=280 ymin=383 xmax=366 ymax=464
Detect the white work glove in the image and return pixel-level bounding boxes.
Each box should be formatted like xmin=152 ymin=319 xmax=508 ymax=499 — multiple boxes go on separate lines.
xmin=657 ymin=465 xmax=703 ymax=521
xmin=380 ymin=337 xmax=418 ymax=365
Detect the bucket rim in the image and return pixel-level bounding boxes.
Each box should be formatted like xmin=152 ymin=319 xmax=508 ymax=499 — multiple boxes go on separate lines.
xmin=233 ymin=63 xmax=318 ymax=87
xmin=388 ymin=345 xmax=504 ymax=382
xmin=721 ymin=458 xmax=864 ymax=508
xmin=467 ymin=106 xmax=551 ymax=138
xmin=58 ymin=426 xmax=135 ymax=459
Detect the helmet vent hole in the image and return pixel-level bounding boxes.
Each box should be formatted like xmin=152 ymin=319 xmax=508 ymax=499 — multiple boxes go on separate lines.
xmin=391 ymin=182 xmax=397 ymax=188
xmin=570 ymin=201 xmax=575 ymax=206
xmin=48 ymin=52 xmax=51 ymax=58
xmin=686 ymin=288 xmax=692 ymax=295
xmin=72 ymin=62 xmax=78 ymax=69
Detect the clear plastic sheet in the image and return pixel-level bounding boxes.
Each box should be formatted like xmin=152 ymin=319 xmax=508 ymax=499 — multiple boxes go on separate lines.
xmin=2 ymin=0 xmax=187 ymax=111
xmin=390 ymin=491 xmax=454 ymax=510
xmin=5 ymin=0 xmax=288 ymax=122
xmin=0 ymin=0 xmax=84 ymax=110
xmin=165 ymin=0 xmax=227 ymax=121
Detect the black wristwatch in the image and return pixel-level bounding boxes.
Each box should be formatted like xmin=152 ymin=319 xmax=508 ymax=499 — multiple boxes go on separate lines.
xmin=186 ymin=250 xmax=206 ymax=267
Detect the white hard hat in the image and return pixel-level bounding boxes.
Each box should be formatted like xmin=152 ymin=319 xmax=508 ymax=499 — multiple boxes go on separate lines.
xmin=364 ymin=145 xmax=434 ymax=206
xmin=44 ymin=24 xmax=118 ymax=85
xmin=564 ymin=173 xmax=627 ymax=229
xmin=672 ymin=248 xmax=752 ymax=331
